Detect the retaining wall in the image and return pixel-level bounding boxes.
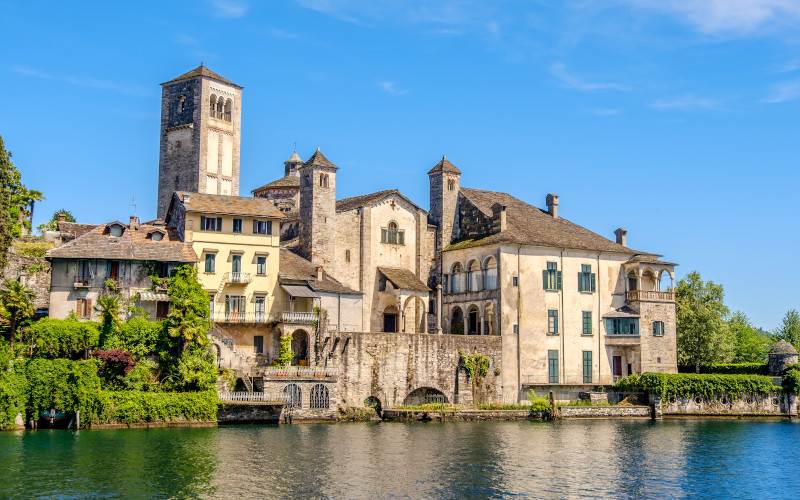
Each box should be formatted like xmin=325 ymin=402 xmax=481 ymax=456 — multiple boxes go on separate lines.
xmin=559 ymin=406 xmax=651 ymax=419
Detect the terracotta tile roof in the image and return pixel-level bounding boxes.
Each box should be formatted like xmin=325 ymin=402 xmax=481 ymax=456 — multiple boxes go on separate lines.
xmin=336 ymin=189 xmax=426 ymax=213
xmin=428 ymin=155 xmax=461 ymax=175
xmin=624 ymin=255 xmax=675 ymax=266
xmin=46 ymin=222 xmax=198 ymax=262
xmin=301 ymin=148 xmax=338 ymax=170
xmin=378 ymin=267 xmax=430 ymax=292
xmin=175 ymin=191 xmax=285 ymax=219
xmin=251 ymin=175 xmax=300 ymax=193
xmin=162 ymin=65 xmax=241 ymax=89
xmin=446 ymin=188 xmax=653 ymax=255
xmin=279 ymin=248 xmax=360 ymax=295
xmin=56 ymin=222 xmax=98 ymax=241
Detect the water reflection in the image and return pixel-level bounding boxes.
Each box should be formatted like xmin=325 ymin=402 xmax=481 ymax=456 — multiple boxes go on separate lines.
xmin=1 ymin=420 xmax=799 ymax=499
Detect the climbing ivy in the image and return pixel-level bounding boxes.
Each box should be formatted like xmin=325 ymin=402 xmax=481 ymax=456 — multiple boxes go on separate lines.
xmin=275 ymin=334 xmax=293 ymax=367
xmin=458 ymin=349 xmax=489 ymax=379
xmin=614 ymin=372 xmax=778 ymax=399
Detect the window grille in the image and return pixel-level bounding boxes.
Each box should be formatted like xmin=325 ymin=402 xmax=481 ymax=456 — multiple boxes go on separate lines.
xmin=310 ymin=384 xmax=330 ymax=409
xmin=283 ymin=384 xmax=302 ymax=408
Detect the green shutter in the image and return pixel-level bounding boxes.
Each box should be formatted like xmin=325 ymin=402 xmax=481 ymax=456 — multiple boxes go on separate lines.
xmin=216 ymin=217 xmax=222 ymax=231
xmin=267 ymin=221 xmax=273 ymax=235
xmin=381 ymin=228 xmax=387 ymax=242
xmin=554 ymin=310 xmax=558 ymax=334
xmin=542 ymin=270 xmax=548 ymax=290
xmin=591 ymin=273 xmax=596 ymax=292
xmin=253 ymin=220 xmax=258 ymax=234
xmin=200 ymin=216 xmax=206 ymax=230
xmin=556 ymin=271 xmax=562 ymax=290
xmin=398 ymin=231 xmax=404 ymax=245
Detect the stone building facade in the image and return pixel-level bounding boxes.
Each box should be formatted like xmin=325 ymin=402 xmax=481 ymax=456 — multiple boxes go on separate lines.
xmin=156 ymin=65 xmax=243 ymax=219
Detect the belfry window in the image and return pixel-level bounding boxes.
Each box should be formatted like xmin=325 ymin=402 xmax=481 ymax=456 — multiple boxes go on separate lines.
xmin=224 ymin=99 xmax=232 ymax=122
xmin=209 ymin=94 xmax=217 ymax=117
xmin=381 ymin=221 xmax=404 ymax=245
xmin=320 ymin=173 xmax=329 ymax=188
xmin=217 ymin=96 xmax=224 ymax=119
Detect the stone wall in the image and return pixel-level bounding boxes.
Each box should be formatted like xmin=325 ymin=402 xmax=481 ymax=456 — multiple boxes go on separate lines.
xmin=3 ymin=247 xmax=51 ymax=310
xmin=323 ymin=332 xmax=503 ymax=409
xmin=559 ymin=405 xmax=651 ymax=419
xmin=261 ymin=379 xmax=339 ymax=421
xmin=382 ymin=409 xmax=547 ymax=421
xmin=216 ymin=402 xmax=283 ymax=424
xmin=658 ymin=392 xmax=796 ymax=417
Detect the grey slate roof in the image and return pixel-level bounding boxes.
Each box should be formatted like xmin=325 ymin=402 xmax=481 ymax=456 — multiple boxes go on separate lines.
xmin=46 ymin=222 xmax=198 ymax=262
xmin=279 ymin=248 xmax=360 ymax=295
xmin=602 ymin=306 xmax=640 ymax=319
xmin=174 ymin=191 xmax=285 ymax=219
xmin=56 ymin=222 xmax=98 ymax=241
xmin=162 ymin=64 xmax=242 ymax=88
xmin=251 ymin=175 xmax=300 ymax=193
xmin=625 ymin=255 xmax=676 ymax=266
xmin=378 ymin=267 xmax=430 ymax=292
xmin=285 ymin=151 xmax=303 ymax=164
xmin=336 ymin=189 xmax=426 ymax=213
xmin=428 ymin=155 xmax=462 ymax=175
xmin=446 ymin=187 xmax=653 ymax=255
xmin=302 ymin=148 xmax=338 ymax=170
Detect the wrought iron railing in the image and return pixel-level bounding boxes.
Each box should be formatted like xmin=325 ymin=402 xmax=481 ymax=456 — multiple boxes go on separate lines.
xmin=224 ymin=272 xmax=252 ymax=284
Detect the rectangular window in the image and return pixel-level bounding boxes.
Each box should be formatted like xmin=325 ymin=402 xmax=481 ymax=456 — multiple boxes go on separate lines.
xmin=107 ymin=260 xmax=119 ymax=280
xmin=231 ymin=254 xmax=242 ymax=273
xmin=256 ymin=256 xmax=267 ymax=275
xmin=254 ymin=335 xmax=264 ymax=354
xmin=512 ymin=276 xmax=518 ymax=287
xmin=578 ymin=264 xmax=596 ymax=293
xmin=512 ymin=324 xmax=519 ymax=334
xmin=548 ymin=309 xmax=559 ymax=334
xmin=199 ymin=216 xmax=223 ymax=232
xmin=548 ymin=350 xmax=559 ymax=384
xmin=255 ymin=296 xmax=266 ymax=322
xmin=253 ymin=220 xmax=272 ymax=235
xmin=543 ymin=262 xmax=562 ymax=290
xmin=582 ymin=311 xmax=592 ymax=335
xmin=77 ymin=259 xmax=91 ymax=284
xmin=204 ymin=254 xmax=215 ymax=273
xmin=76 ymin=298 xmax=91 ymax=319
xmin=225 ymin=295 xmax=246 ymax=322
xmin=653 ymin=321 xmax=665 ymax=337
xmin=209 ymin=294 xmax=215 ymax=319
xmin=583 ymin=351 xmax=593 ymax=384
xmin=232 ymin=218 xmax=242 ymax=233
xmin=607 ymin=318 xmax=640 ymax=335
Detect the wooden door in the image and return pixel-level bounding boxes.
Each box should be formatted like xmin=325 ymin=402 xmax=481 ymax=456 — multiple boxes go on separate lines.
xmin=612 ymin=356 xmax=622 ymax=378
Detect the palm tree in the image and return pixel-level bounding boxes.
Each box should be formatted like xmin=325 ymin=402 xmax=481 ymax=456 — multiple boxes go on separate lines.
xmin=0 ymin=279 xmax=35 ymax=350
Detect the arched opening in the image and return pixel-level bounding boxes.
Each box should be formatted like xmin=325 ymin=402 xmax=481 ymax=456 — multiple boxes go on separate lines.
xmin=659 ymin=269 xmax=673 ymax=292
xmin=319 ymin=173 xmax=329 ymax=187
xmin=310 ymin=384 xmax=329 ymax=409
xmin=211 ymin=343 xmax=222 ymax=368
xmin=627 ymin=270 xmax=638 ymax=291
xmin=383 ymin=304 xmax=399 ymax=333
xmin=209 ymin=94 xmax=217 ymax=117
xmin=216 ymin=96 xmax=224 ymax=119
xmin=290 ymin=329 xmax=309 ymax=366
xmin=467 ymin=304 xmax=480 ymax=335
xmin=283 ymin=384 xmax=302 ymax=408
xmin=224 ymin=98 xmax=232 ymax=122
xmin=403 ymin=387 xmax=448 ymax=406
xmin=345 ymin=249 xmax=350 ymax=263
xmin=450 ymin=306 xmax=464 ymax=335
xmin=467 ymin=260 xmax=482 ymax=291
xmin=483 ymin=302 xmax=497 ymax=335
xmin=451 ymin=262 xmax=465 ymax=293
xmin=641 ymin=269 xmax=657 ymax=291
xmin=364 ymin=396 xmax=382 ymax=416
xmin=483 ymin=256 xmax=498 ymax=290
xmin=402 ymin=295 xmax=426 ymax=333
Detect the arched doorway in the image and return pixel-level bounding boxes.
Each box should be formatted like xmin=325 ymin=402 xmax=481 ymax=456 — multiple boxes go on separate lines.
xmin=291 ymin=329 xmax=309 ymax=366
xmin=383 ymin=304 xmax=399 ymax=333
xmin=450 ymin=307 xmax=464 ymax=335
xmin=467 ymin=305 xmax=480 ymax=335
xmin=402 ymin=295 xmax=426 ymax=333
xmin=403 ymin=387 xmax=448 ymax=406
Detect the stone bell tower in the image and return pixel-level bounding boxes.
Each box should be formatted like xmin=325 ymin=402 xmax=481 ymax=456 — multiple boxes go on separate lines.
xmin=156 ymin=64 xmax=243 ymax=219
xmin=298 ymin=148 xmax=338 ymax=268
xmin=429 ymin=155 xmax=461 ymax=251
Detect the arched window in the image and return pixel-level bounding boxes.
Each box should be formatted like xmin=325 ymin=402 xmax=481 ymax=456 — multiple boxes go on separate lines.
xmin=217 ymin=96 xmax=224 ymax=119
xmin=447 ymin=179 xmax=455 ymax=191
xmin=345 ymin=249 xmax=351 ymax=263
xmin=177 ymin=96 xmax=185 ymax=114
xmin=310 ymin=384 xmax=330 ymax=409
xmin=381 ymin=221 xmax=404 ymax=244
xmin=467 ymin=260 xmax=482 ymax=291
xmin=451 ymin=262 xmax=465 ymax=294
xmin=450 ymin=306 xmax=464 ymax=335
xmin=224 ymin=99 xmax=232 ymax=122
xmin=483 ymin=257 xmax=498 ymax=290
xmin=209 ymin=94 xmax=217 ymax=117
xmin=283 ymin=384 xmax=302 ymax=408
xmin=320 ymin=173 xmax=329 ymax=188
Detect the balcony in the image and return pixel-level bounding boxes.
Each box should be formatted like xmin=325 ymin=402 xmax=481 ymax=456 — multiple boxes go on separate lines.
xmin=73 ymin=276 xmax=91 ymax=288
xmin=604 ymin=334 xmax=641 ymax=346
xmin=269 ymin=311 xmax=317 ymax=324
xmin=223 ymin=272 xmax=252 ymax=285
xmin=260 ymin=365 xmax=338 ymax=379
xmin=626 ymin=290 xmax=674 ymax=303
xmin=215 ymin=311 xmax=268 ymax=324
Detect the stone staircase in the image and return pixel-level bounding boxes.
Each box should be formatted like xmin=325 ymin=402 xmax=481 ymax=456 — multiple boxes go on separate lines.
xmin=209 ymin=325 xmax=254 ymax=390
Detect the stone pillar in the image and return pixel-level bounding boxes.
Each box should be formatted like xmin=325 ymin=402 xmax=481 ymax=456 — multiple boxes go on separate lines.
xmin=479 ymin=312 xmax=485 ymax=335
xmin=652 ymin=395 xmax=663 ymax=419
xmin=436 ymin=285 xmax=443 ymax=334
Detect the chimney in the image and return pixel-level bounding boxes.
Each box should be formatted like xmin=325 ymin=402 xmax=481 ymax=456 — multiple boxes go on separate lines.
xmin=546 ymin=193 xmax=559 ymax=219
xmin=130 ymin=216 xmax=139 ymax=230
xmin=491 ymin=203 xmax=507 ymax=232
xmin=316 ymin=266 xmax=324 ymax=281
xmin=58 ymin=213 xmax=67 ymax=222
xmin=615 ymin=228 xmax=627 ymax=247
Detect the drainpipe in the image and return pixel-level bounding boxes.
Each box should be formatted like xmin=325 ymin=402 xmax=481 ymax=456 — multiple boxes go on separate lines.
xmin=559 ymin=249 xmax=565 ymax=384
xmin=517 ymin=245 xmax=522 ymax=402
xmin=597 ymin=252 xmax=602 ymax=386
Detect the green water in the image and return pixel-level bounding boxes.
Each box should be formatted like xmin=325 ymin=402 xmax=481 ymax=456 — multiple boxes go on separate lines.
xmin=0 ymin=419 xmax=797 ymax=499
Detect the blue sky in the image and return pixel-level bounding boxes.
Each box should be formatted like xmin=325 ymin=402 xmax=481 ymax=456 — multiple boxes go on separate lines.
xmin=1 ymin=0 xmax=798 ymax=329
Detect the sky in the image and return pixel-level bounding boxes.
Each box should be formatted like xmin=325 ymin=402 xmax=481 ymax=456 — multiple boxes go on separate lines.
xmin=1 ymin=0 xmax=798 ymax=329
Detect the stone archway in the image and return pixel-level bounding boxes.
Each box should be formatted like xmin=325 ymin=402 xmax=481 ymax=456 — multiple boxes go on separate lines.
xmin=402 ymin=295 xmax=426 ymax=333
xmin=403 ymin=387 xmax=448 ymax=406
xmin=291 ymin=329 xmax=309 ymax=366
xmin=383 ymin=304 xmax=399 ymax=333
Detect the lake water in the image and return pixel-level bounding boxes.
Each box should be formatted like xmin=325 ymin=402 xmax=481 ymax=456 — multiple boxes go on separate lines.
xmin=0 ymin=419 xmax=797 ymax=499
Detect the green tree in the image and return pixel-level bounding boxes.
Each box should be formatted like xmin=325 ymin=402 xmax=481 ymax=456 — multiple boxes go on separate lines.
xmin=166 ymin=265 xmax=210 ymax=351
xmin=0 ymin=134 xmax=44 ymax=267
xmin=728 ymin=311 xmax=768 ymax=362
xmin=773 ymin=309 xmax=800 ymax=351
xmin=0 ymin=279 xmax=36 ymax=351
xmin=675 ymin=271 xmax=732 ymax=372
xmin=36 ymin=209 xmax=76 ymax=233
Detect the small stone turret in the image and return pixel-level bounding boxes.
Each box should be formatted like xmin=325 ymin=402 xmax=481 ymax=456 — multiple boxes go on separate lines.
xmin=429 ymin=155 xmax=461 ymax=251
xmin=768 ymin=340 xmax=798 ymax=376
xmin=298 ymin=148 xmax=338 ymax=268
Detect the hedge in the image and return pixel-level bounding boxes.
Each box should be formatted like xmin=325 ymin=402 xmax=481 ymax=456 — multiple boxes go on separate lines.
xmin=614 ymin=372 xmax=779 ymax=398
xmin=97 ymin=390 xmax=220 ymax=425
xmin=677 ymin=363 xmax=768 ymax=375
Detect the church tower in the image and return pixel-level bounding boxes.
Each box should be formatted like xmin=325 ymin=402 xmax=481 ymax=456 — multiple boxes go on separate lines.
xmin=298 ymin=148 xmax=338 ymax=268
xmin=156 ymin=65 xmax=243 ymax=219
xmin=429 ymin=155 xmax=461 ymax=251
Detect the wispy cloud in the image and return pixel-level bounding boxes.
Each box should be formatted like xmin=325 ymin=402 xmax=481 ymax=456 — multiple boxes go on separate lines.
xmin=550 ymin=62 xmax=631 ymax=92
xmin=10 ymin=66 xmax=152 ymax=97
xmin=770 ymin=59 xmax=800 ymax=74
xmin=763 ymin=80 xmax=800 ymax=103
xmin=379 ymin=81 xmax=408 ymax=95
xmin=207 ymin=0 xmax=248 ymax=18
xmin=621 ymin=0 xmax=800 ymax=35
xmin=649 ymin=95 xmax=721 ymax=110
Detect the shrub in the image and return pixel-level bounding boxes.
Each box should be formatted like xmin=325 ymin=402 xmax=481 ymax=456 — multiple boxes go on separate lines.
xmin=24 ymin=317 xmax=100 ymax=359
xmin=11 ymin=240 xmax=53 ymax=258
xmin=123 ymin=359 xmax=160 ymax=392
xmin=782 ymin=369 xmax=800 ymax=394
xmin=94 ymin=350 xmax=136 ymax=389
xmin=677 ymin=363 xmax=767 ymax=375
xmin=614 ymin=372 xmax=778 ymax=399
xmin=98 ymin=390 xmax=219 ymax=424
xmin=103 ymin=317 xmax=166 ymax=358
